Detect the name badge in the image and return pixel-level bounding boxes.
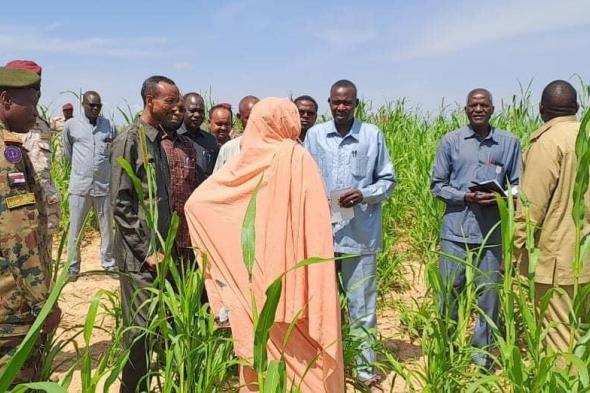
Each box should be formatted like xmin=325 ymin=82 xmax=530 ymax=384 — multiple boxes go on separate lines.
xmin=6 ymin=193 xmax=36 ymax=209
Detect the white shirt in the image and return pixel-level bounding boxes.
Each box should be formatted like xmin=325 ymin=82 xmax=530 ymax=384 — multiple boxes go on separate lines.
xmin=213 ymin=136 xmax=241 ymax=172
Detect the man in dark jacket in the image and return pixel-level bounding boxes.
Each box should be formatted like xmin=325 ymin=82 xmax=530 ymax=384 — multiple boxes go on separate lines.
xmin=111 ymin=75 xmax=182 ymax=393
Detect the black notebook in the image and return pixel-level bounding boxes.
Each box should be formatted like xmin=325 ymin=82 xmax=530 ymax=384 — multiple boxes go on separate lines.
xmin=469 ymin=180 xmax=507 ymax=197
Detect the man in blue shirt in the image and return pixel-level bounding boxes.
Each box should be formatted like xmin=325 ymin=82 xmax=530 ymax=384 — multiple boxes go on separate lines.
xmin=305 ymin=80 xmax=395 ymax=386
xmin=63 ymin=91 xmax=116 ymax=280
xmin=431 ymin=88 xmax=521 ymax=369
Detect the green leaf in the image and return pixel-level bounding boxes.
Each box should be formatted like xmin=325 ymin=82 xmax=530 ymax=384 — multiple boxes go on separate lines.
xmin=572 ymin=108 xmax=590 ymax=228
xmin=253 ymin=277 xmax=282 ymax=372
xmin=10 ymin=382 xmax=68 ymax=393
xmin=116 ymin=157 xmax=145 ymax=202
xmin=84 ymin=290 xmax=105 ymax=345
xmin=262 ymin=360 xmax=286 ymax=393
xmin=242 ymin=175 xmax=263 ymax=279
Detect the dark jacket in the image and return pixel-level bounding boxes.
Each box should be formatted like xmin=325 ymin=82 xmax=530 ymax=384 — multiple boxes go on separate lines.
xmin=111 ymin=120 xmax=172 ymax=272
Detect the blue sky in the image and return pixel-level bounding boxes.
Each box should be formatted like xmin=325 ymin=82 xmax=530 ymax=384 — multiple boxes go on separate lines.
xmin=3 ymin=0 xmax=590 ymax=123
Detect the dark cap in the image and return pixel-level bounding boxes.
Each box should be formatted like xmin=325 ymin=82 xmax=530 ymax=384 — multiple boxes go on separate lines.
xmin=0 ymin=67 xmax=41 ymax=88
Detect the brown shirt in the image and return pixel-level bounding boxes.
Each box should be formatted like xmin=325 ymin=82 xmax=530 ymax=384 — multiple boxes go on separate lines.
xmin=515 ymin=116 xmax=590 ymax=285
xmin=161 ymin=132 xmax=200 ymax=249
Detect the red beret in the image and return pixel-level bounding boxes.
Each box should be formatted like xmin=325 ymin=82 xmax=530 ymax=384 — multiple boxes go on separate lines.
xmin=62 ymin=103 xmax=74 ymax=110
xmin=5 ymin=60 xmax=42 ymax=76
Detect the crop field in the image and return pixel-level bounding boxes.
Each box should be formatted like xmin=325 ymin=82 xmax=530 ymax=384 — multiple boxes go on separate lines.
xmin=3 ymin=83 xmax=590 ymax=393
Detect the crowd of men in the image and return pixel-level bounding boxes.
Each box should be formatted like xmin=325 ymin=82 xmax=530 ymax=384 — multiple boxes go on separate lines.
xmin=0 ymin=57 xmax=588 ymax=392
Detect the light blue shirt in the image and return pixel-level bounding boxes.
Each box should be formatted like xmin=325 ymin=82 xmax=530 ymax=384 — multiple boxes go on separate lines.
xmin=431 ymin=126 xmax=521 ymax=244
xmin=304 ymin=119 xmax=396 ymax=254
xmin=63 ymin=115 xmax=115 ymax=196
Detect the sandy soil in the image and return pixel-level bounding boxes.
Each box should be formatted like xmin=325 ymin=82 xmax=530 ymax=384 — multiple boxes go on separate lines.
xmin=52 ymin=232 xmax=121 ymax=392
xmin=52 ymin=232 xmax=426 ymax=392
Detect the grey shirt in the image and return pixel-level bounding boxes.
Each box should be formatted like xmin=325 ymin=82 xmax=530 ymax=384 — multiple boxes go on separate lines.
xmin=431 ymin=126 xmax=521 ymax=244
xmin=63 ymin=115 xmax=115 ymax=196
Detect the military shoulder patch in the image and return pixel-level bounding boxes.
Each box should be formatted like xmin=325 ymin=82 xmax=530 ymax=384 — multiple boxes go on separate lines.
xmin=4 ymin=146 xmax=23 ymax=164
xmin=8 ymin=172 xmax=26 ymax=186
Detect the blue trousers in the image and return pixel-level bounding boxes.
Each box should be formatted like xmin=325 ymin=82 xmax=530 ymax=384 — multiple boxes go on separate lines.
xmin=337 ymin=253 xmax=377 ymax=381
xmin=438 ymin=239 xmax=502 ymax=351
xmin=67 ymin=194 xmax=115 ymax=275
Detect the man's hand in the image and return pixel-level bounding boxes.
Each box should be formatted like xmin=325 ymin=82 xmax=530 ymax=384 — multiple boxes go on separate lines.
xmin=145 ymin=251 xmax=165 ymax=270
xmin=43 ymin=306 xmax=61 ymax=335
xmin=465 ymin=191 xmax=497 ymax=206
xmin=339 ymin=189 xmax=363 ymax=208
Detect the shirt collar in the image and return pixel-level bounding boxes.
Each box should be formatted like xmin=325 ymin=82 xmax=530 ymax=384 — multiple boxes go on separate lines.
xmin=462 ymin=125 xmax=497 ymax=143
xmin=186 ymin=126 xmax=206 ymax=138
xmin=138 ymin=119 xmax=162 ymax=143
xmin=326 ymin=118 xmax=361 ymax=141
xmin=529 ymin=115 xmax=578 ymax=142
xmin=161 ymin=130 xmax=179 ymax=142
xmin=82 ymin=115 xmax=102 ymax=127
xmin=0 ymin=124 xmax=25 ymax=147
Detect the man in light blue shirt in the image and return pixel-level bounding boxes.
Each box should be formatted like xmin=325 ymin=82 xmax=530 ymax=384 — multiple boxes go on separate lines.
xmin=304 ymin=80 xmax=395 ymax=386
xmin=431 ymin=88 xmax=521 ymax=369
xmin=63 ymin=91 xmax=116 ymax=280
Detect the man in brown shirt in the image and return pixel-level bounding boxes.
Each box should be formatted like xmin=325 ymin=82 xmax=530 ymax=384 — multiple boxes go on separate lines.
xmin=160 ymin=99 xmax=201 ymax=261
xmin=515 ymin=80 xmax=590 ymax=352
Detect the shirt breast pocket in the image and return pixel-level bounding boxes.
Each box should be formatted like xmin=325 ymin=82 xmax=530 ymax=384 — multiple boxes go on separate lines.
xmin=351 ymin=156 xmax=369 ymax=177
xmin=180 ymin=157 xmax=197 ymax=177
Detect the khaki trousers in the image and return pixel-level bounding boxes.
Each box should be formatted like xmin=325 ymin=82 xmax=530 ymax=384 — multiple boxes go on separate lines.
xmin=535 ymin=283 xmax=589 ymax=352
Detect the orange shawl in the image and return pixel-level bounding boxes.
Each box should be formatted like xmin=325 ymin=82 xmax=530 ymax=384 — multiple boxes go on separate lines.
xmin=185 ymin=98 xmax=343 ymax=392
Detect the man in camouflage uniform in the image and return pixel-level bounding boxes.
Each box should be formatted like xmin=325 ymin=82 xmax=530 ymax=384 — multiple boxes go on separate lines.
xmin=5 ymin=60 xmax=61 ymax=271
xmin=51 ymin=103 xmax=74 ymax=133
xmin=0 ymin=67 xmax=60 ymax=383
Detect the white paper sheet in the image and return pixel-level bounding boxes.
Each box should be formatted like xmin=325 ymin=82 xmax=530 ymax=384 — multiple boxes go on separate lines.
xmin=329 ymin=189 xmax=355 ymax=223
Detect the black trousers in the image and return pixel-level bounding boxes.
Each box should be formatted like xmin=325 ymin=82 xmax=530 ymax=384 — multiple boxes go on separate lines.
xmin=119 ymin=270 xmax=154 ymax=393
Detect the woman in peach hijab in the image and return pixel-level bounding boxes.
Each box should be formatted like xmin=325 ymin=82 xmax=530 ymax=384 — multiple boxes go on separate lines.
xmin=185 ymin=97 xmax=344 ymax=392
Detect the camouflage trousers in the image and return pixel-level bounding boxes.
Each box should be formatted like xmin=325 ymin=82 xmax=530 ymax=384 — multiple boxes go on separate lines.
xmin=0 ymin=335 xmax=43 ymax=384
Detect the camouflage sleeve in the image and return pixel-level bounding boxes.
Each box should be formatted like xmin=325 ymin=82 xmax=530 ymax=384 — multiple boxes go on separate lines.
xmin=0 ymin=206 xmax=50 ymax=316
xmin=22 ymin=127 xmax=61 ymax=234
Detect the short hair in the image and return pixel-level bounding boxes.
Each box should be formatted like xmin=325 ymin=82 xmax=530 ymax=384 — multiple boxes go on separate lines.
xmin=238 ymin=95 xmax=259 ymax=112
xmin=541 ymin=80 xmax=578 ymax=115
xmin=183 ymin=92 xmax=204 ymax=102
xmin=330 ymin=79 xmax=357 ymax=96
xmin=209 ymin=103 xmax=233 ymax=119
xmin=141 ymin=75 xmax=176 ymax=105
xmin=466 ymin=88 xmax=493 ymax=105
xmin=294 ymin=95 xmax=318 ymax=111
xmin=82 ymin=90 xmax=101 ymax=103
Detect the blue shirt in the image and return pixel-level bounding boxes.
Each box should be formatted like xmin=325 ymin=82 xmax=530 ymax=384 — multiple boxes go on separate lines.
xmin=431 ymin=126 xmax=521 ymax=244
xmin=63 ymin=115 xmax=115 ymax=196
xmin=304 ymin=119 xmax=396 ymax=254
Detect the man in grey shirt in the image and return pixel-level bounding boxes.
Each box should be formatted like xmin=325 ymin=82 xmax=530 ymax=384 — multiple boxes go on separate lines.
xmin=63 ymin=91 xmax=116 ymax=280
xmin=431 ymin=88 xmax=521 ymax=369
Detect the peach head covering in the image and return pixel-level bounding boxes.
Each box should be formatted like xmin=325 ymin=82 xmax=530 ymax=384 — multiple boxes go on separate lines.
xmin=185 ymin=97 xmax=344 ymax=392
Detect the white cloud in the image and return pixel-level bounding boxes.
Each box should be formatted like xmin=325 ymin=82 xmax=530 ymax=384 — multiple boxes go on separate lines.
xmin=394 ymin=0 xmax=590 ymax=61
xmin=0 ymin=25 xmax=167 ymax=58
